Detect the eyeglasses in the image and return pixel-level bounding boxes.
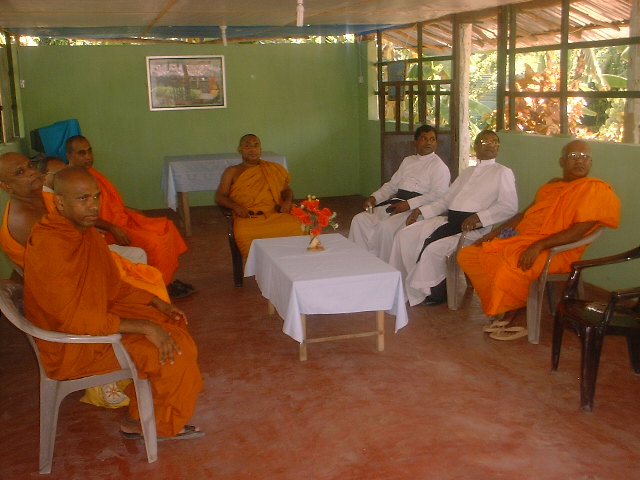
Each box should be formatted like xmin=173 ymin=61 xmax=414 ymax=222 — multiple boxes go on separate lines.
xmin=479 ymin=139 xmax=499 ymax=146
xmin=566 ymin=152 xmax=591 ymax=161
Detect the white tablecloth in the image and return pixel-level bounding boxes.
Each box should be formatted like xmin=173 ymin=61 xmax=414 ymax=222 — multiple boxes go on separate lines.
xmin=161 ymin=152 xmax=287 ymax=210
xmin=244 ymin=233 xmax=409 ymax=343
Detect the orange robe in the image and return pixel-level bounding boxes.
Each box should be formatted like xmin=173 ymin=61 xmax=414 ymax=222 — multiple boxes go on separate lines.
xmin=458 ymin=177 xmax=620 ymax=316
xmin=0 ymin=200 xmax=26 ymax=267
xmin=88 ymin=168 xmax=188 ymax=285
xmin=24 ymin=212 xmax=202 ymax=437
xmin=28 ymin=192 xmax=170 ymax=302
xmin=229 ymin=160 xmax=302 ymax=259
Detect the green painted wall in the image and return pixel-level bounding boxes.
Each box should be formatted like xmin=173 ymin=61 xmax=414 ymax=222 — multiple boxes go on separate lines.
xmin=497 ymin=131 xmax=640 ymax=290
xmin=16 ymin=43 xmax=365 ymax=209
xmin=3 ymin=42 xmax=639 ymax=292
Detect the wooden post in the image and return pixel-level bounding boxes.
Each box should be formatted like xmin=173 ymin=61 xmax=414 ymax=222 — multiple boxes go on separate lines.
xmin=299 ymin=314 xmax=307 ymax=361
xmin=177 ymin=192 xmax=192 ymax=237
xmin=454 ymin=20 xmax=472 ymax=172
xmin=623 ymin=0 xmax=640 ymax=144
xmin=376 ymin=311 xmax=385 ymax=351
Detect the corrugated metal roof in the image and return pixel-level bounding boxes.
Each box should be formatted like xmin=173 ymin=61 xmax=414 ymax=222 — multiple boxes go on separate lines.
xmin=380 ymin=0 xmax=633 ymax=55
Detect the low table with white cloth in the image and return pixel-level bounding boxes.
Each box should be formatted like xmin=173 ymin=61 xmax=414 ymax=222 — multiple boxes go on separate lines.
xmin=161 ymin=152 xmax=287 ymax=236
xmin=244 ymin=233 xmax=409 ymax=360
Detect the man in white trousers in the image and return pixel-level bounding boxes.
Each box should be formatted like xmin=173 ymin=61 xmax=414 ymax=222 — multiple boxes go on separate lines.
xmin=389 ymin=130 xmax=518 ymax=306
xmin=348 ymin=125 xmax=450 ymax=262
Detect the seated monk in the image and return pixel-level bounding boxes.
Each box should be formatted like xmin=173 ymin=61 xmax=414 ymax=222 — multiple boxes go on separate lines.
xmin=215 ymin=133 xmax=303 ymax=259
xmin=35 ymin=154 xmax=148 ymax=266
xmin=0 ymin=152 xmax=166 ymax=300
xmin=0 ymin=152 xmax=170 ymax=408
xmin=457 ymin=140 xmax=620 ymax=340
xmin=24 ymin=166 xmax=204 ymax=439
xmin=65 ymin=135 xmax=194 ymax=299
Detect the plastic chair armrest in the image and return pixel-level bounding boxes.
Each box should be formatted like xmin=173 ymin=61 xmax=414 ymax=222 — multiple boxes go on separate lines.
xmin=29 ymin=328 xmax=122 ymax=345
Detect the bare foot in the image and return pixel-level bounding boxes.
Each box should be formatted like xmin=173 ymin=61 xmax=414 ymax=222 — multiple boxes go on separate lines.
xmin=502 ymin=308 xmax=526 ymax=328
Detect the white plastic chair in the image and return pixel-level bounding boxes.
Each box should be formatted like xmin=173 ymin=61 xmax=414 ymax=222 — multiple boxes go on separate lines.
xmin=446 ymin=221 xmax=488 ymax=310
xmin=0 ymin=281 xmax=158 ymax=474
xmin=446 ymin=230 xmax=473 ymax=310
xmin=526 ymin=226 xmax=605 ymax=344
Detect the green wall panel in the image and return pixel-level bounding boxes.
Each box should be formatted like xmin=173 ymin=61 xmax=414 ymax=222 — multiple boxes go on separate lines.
xmin=17 ymin=43 xmax=364 ymax=209
xmin=497 ymin=131 xmax=640 ymax=291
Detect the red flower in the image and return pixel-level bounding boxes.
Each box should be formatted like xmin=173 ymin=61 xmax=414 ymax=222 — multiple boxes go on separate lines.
xmin=317 ymin=214 xmax=329 ymax=227
xmin=310 ymin=227 xmax=322 ymax=236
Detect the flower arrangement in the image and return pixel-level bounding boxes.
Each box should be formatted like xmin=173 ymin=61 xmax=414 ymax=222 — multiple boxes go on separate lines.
xmin=290 ymin=195 xmax=338 ymax=249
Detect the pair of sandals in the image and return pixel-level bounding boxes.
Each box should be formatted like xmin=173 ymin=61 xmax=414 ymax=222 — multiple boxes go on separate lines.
xmin=121 ymin=424 xmax=204 ymax=441
xmin=482 ymin=317 xmax=528 ymax=341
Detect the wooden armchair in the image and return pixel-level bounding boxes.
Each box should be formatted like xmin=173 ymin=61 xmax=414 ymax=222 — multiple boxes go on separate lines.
xmin=552 ymin=245 xmax=640 ymax=412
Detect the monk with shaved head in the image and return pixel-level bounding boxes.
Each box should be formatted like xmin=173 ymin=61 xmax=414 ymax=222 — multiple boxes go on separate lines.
xmin=24 ymin=166 xmax=204 ymax=440
xmin=458 ymin=140 xmax=621 ymax=340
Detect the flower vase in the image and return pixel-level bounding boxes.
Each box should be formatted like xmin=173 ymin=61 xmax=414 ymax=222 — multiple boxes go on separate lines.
xmin=307 ymin=234 xmax=324 ymax=251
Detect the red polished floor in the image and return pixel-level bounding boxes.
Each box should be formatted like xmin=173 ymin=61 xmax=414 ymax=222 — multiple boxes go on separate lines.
xmin=1 ymin=196 xmax=639 ymax=479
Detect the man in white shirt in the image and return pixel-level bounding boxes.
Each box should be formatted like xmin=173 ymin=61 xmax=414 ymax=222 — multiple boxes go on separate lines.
xmin=389 ymin=130 xmax=518 ymax=306
xmin=349 ymin=125 xmax=450 ymax=262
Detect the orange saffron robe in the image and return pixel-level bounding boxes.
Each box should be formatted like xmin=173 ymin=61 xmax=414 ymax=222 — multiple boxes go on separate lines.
xmin=457 ymin=177 xmax=620 ymax=316
xmin=229 ymin=160 xmax=302 ymax=259
xmin=88 ymin=168 xmax=188 ymax=285
xmin=0 ymin=200 xmax=26 ymax=267
xmin=24 ymin=212 xmax=202 ymax=437
xmin=42 ymin=191 xmax=169 ymax=302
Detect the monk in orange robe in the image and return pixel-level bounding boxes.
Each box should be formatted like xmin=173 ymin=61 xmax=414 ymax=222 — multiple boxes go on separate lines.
xmin=0 ymin=152 xmax=169 ymax=302
xmin=66 ymin=136 xmax=192 ymax=296
xmin=458 ymin=140 xmax=620 ymax=338
xmin=24 ymin=167 xmax=203 ymax=438
xmin=215 ymin=133 xmax=302 ymax=259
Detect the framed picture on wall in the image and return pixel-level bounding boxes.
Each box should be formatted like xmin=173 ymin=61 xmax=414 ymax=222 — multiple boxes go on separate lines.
xmin=146 ymin=55 xmax=227 ymax=111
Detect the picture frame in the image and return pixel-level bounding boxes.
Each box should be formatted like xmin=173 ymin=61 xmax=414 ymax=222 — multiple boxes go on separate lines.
xmin=146 ymin=55 xmax=226 ymax=111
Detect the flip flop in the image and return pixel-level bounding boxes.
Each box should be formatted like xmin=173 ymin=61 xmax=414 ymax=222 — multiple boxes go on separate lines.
xmin=158 ymin=425 xmax=205 ymax=442
xmin=482 ymin=320 xmax=511 ymax=333
xmin=120 ymin=430 xmax=142 ymax=440
xmin=489 ymin=326 xmax=528 ymax=341
xmin=121 ymin=425 xmax=204 ymax=441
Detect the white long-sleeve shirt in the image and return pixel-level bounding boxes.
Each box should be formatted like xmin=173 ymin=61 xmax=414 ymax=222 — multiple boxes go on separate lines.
xmin=417 ymin=159 xmax=518 ymax=227
xmin=371 ymin=152 xmax=450 ymax=210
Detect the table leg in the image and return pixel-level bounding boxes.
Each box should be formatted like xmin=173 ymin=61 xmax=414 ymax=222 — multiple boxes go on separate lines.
xmin=177 ymin=192 xmax=192 ymax=237
xmin=299 ymin=314 xmax=307 ymax=361
xmin=376 ymin=311 xmax=385 ymax=351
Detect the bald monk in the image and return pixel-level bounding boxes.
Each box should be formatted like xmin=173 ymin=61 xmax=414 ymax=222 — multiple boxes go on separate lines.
xmin=24 ymin=167 xmax=203 ymax=439
xmin=215 ymin=133 xmax=302 ymax=259
xmin=66 ymin=136 xmax=193 ymax=298
xmin=458 ymin=140 xmax=620 ymax=340
xmin=34 ymin=154 xmax=149 ymax=266
xmin=0 ymin=152 xmax=170 ymax=408
xmin=0 ymin=152 xmax=166 ymax=300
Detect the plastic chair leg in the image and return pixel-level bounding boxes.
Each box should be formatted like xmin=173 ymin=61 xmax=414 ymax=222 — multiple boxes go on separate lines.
xmin=446 ymin=254 xmax=467 ymax=310
xmin=39 ymin=379 xmax=62 ymax=474
xmin=526 ymin=279 xmax=543 ymax=344
xmin=133 ymin=377 xmax=158 ymax=463
xmin=551 ymin=315 xmax=564 ymax=371
xmin=580 ymin=327 xmax=601 ymax=412
xmin=626 ymin=336 xmax=640 ymax=374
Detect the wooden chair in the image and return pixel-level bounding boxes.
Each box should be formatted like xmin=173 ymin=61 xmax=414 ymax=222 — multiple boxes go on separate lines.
xmin=220 ymin=206 xmax=244 ymax=287
xmin=0 ymin=281 xmax=158 ymax=473
xmin=551 ymin=245 xmax=640 ymax=412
